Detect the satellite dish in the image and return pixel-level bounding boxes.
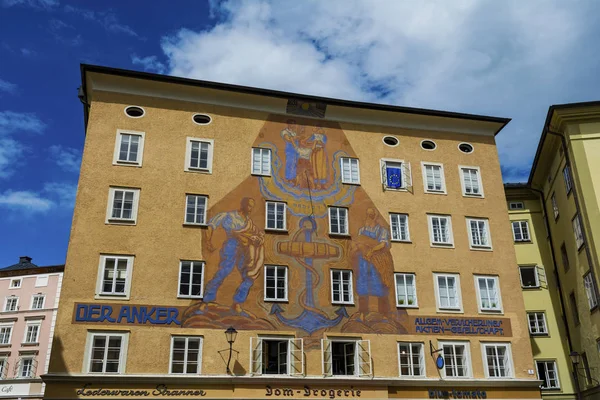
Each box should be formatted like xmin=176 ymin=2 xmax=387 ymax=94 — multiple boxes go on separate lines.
xmin=436 ymin=354 xmax=445 ymax=369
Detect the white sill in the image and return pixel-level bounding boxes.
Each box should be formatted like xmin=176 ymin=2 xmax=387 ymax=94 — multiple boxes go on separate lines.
xmin=470 ymin=246 xmax=493 ymax=252
xmin=342 ymin=181 xmax=361 ymax=186
xmin=384 ymin=187 xmax=408 ymax=192
xmin=396 ymin=304 xmax=418 ymax=308
xmin=114 ymin=160 xmax=141 ymax=167
xmin=251 ymin=173 xmax=272 ymax=177
xmin=521 ymin=286 xmax=541 ymax=290
xmin=424 ymin=190 xmax=447 ymax=195
xmin=185 ymin=167 xmax=212 ymax=173
xmin=329 ymin=232 xmax=351 ymax=237
xmin=332 ymin=302 xmax=354 ymax=306
xmin=107 ymin=219 xmax=136 ymax=225
xmin=431 ymin=242 xmax=454 ymax=248
xmin=463 ymin=193 xmax=484 ymax=198
xmin=177 ymin=295 xmax=203 ymax=300
xmin=264 ymin=298 xmax=288 ymax=303
xmin=437 ymin=308 xmax=463 ymax=313
xmin=479 ymin=309 xmax=503 ymax=314
xmin=95 ymin=294 xmax=129 ymax=300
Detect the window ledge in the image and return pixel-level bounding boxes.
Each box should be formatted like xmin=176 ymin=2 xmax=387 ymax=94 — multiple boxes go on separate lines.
xmin=480 ymin=310 xmax=503 ymax=315
xmin=106 ymin=219 xmax=136 ymax=226
xmin=424 ymin=191 xmax=447 ymax=195
xmin=0 ymin=344 xmax=11 ymax=348
xmin=470 ymin=246 xmax=493 ymax=252
xmin=384 ymin=187 xmax=408 ymax=192
xmin=397 ymin=304 xmax=418 ymax=309
xmin=391 ymin=239 xmax=412 ymax=243
xmin=463 ymin=194 xmax=484 ymax=198
xmin=265 ymin=228 xmax=288 ymax=234
xmin=264 ymin=299 xmax=289 ymax=303
xmin=177 ymin=296 xmax=203 ymax=300
xmin=185 ymin=168 xmax=212 ymax=174
xmin=521 ymin=286 xmax=541 ymax=290
xmin=430 ymin=243 xmax=455 ymax=248
xmin=530 ymin=333 xmax=549 ymax=337
xmin=329 ymin=233 xmax=351 ymax=238
xmin=590 ymin=305 xmax=599 ymax=314
xmin=342 ymin=181 xmax=361 ymax=186
xmin=578 ymin=244 xmax=586 ymax=253
xmin=21 ymin=342 xmax=39 ymax=347
xmin=95 ymin=294 xmax=130 ymax=301
xmin=114 ymin=161 xmax=141 ymax=167
xmin=251 ymin=173 xmax=271 ymax=178
xmin=332 ymin=302 xmax=354 ymax=306
xmin=182 ymin=223 xmax=208 ymax=228
xmin=437 ymin=309 xmax=464 ymax=314
xmin=514 ymin=240 xmax=532 ymax=244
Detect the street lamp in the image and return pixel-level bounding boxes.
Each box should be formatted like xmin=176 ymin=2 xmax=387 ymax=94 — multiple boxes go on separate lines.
xmin=570 ymin=351 xmax=582 ymax=400
xmin=225 ymin=327 xmax=237 ymax=375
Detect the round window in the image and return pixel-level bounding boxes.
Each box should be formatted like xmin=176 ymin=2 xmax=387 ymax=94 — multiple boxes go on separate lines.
xmin=193 ymin=114 xmax=212 ymax=125
xmin=382 ymin=136 xmax=399 ymax=147
xmin=458 ymin=143 xmax=474 ymax=153
xmin=421 ymin=140 xmax=437 ymax=150
xmin=124 ymin=106 xmax=145 ymax=118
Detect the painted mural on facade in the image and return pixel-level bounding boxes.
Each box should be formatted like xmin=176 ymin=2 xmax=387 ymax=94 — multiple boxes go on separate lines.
xmin=182 ymin=115 xmax=408 ymax=339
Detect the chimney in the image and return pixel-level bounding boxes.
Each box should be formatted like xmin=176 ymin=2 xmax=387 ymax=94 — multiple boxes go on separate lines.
xmin=19 ymin=256 xmax=32 ymax=264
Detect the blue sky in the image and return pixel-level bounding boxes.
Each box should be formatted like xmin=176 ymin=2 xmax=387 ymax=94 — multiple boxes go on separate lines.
xmin=1 ymin=0 xmax=600 ymax=267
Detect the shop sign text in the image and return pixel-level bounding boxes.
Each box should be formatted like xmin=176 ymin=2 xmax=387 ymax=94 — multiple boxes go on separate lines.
xmin=265 ymin=386 xmax=361 ymax=398
xmin=429 ymin=389 xmax=487 ymax=399
xmin=76 ymin=384 xmax=205 ymax=397
xmin=74 ymin=304 xmax=181 ymax=326
xmin=412 ymin=316 xmax=511 ymax=336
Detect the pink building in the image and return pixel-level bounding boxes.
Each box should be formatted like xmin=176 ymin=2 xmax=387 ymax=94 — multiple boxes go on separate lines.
xmin=0 ymin=257 xmax=64 ymax=399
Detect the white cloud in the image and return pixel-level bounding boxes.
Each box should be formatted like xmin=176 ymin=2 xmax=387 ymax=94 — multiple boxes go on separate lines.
xmin=0 ymin=138 xmax=25 ymax=179
xmin=0 ymin=111 xmax=45 ymax=135
xmin=1 ymin=0 xmax=58 ymax=9
xmin=0 ymin=79 xmax=17 ymax=94
xmin=64 ymin=5 xmax=139 ymax=38
xmin=49 ymin=145 xmax=81 ymax=173
xmin=131 ymin=54 xmax=166 ymax=74
xmin=0 ymin=190 xmax=54 ymax=212
xmin=147 ymin=0 xmax=596 ymax=182
xmin=44 ymin=182 xmax=77 ymax=208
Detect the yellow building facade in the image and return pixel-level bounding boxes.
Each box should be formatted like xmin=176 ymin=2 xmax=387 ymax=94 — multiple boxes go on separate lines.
xmin=43 ymin=65 xmax=542 ymax=400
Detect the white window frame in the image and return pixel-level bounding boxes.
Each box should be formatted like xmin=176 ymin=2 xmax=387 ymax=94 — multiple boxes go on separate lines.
xmin=330 ymin=270 xmax=354 ymax=305
xmin=184 ymin=194 xmax=208 ymax=226
xmin=551 ymin=193 xmax=559 ymax=219
xmin=264 ymin=265 xmax=288 ymax=302
xmin=467 ymin=218 xmax=492 ymax=250
xmin=508 ymin=202 xmax=524 ymax=210
xmin=421 ymin=162 xmax=446 ymax=194
xmin=17 ymin=356 xmax=36 ymax=378
xmin=185 ymin=137 xmax=214 ymax=173
xmin=459 ymin=166 xmax=484 ymax=197
xmin=397 ymin=342 xmax=425 ymax=377
xmin=321 ymin=338 xmax=372 ymax=377
xmin=434 ymin=273 xmax=462 ymax=312
xmin=251 ymin=336 xmax=304 ymax=376
xmin=0 ymin=323 xmax=13 ymax=345
xmin=474 ymin=275 xmax=502 ymax=313
xmin=527 ymin=312 xmax=548 ymax=335
xmin=512 ymin=221 xmax=531 ymax=242
xmin=380 ymin=159 xmax=412 ymax=191
xmin=584 ymin=272 xmax=599 ymax=310
xmin=563 ymin=165 xmax=572 ymax=194
xmin=113 ymin=129 xmax=145 ymax=167
xmin=95 ymin=255 xmax=134 ymax=299
xmin=328 ymin=207 xmax=349 ymax=235
xmin=178 ymin=261 xmax=205 ymax=299
xmin=536 ymin=360 xmax=560 ymax=390
xmin=519 ymin=266 xmax=540 ymax=289
xmin=31 ymin=294 xmax=45 ymax=310
xmin=340 ymin=157 xmax=360 ymax=184
xmin=9 ymin=278 xmax=21 ymax=289
xmin=439 ymin=341 xmax=471 ymax=378
xmin=3 ymin=296 xmax=18 ymax=312
xmin=265 ymin=201 xmax=287 ymax=231
xmin=390 ymin=213 xmax=410 ymax=242
xmin=251 ymin=147 xmax=272 ymax=176
xmin=105 ymin=187 xmax=140 ymax=224
xmin=572 ymin=214 xmax=584 ymax=249
xmin=394 ymin=273 xmax=418 ymax=308
xmin=84 ymin=331 xmax=129 ymax=374
xmin=428 ymin=214 xmax=454 ymax=247
xmin=169 ymin=336 xmax=203 ymax=375
xmin=481 ymin=343 xmax=513 ymax=378
xmin=23 ymin=322 xmax=40 ymax=344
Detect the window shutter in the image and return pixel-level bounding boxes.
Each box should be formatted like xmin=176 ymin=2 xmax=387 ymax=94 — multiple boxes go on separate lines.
xmin=535 ymin=265 xmax=547 ymax=288
xmin=404 ymin=162 xmax=412 ymax=189
xmin=357 ymin=340 xmax=372 ymax=377
xmin=250 ymin=337 xmax=263 ymax=375
xmin=290 ymin=338 xmax=304 ymax=377
xmin=321 ymin=339 xmax=332 ymax=377
xmin=381 ymin=162 xmax=387 ymax=191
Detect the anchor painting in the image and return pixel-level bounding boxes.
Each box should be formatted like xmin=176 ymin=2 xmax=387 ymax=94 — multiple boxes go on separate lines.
xmin=183 ymin=115 xmax=409 ymax=338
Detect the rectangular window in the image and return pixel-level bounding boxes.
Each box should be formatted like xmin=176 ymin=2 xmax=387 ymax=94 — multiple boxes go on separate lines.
xmin=551 ymin=193 xmax=559 ymax=219
xmin=537 ymin=360 xmax=560 ymax=389
xmin=398 ymin=342 xmax=425 ymax=377
xmin=422 ymin=163 xmax=445 ymax=193
xmin=508 ymin=202 xmax=524 ymax=210
xmin=441 ymin=342 xmax=470 ymax=378
xmin=31 ymin=295 xmax=45 ymax=310
xmin=35 ymin=275 xmax=48 ymax=287
xmin=97 ymin=255 xmax=133 ymax=297
xmin=428 ymin=215 xmax=453 ymax=246
xmin=24 ymin=323 xmax=40 ymax=344
xmin=107 ymin=187 xmax=140 ymax=223
xmin=9 ymin=279 xmax=21 ymax=288
xmin=331 ymin=270 xmax=353 ymax=305
xmin=483 ymin=343 xmax=512 ymax=378
xmin=251 ymin=147 xmax=271 ymax=176
xmin=265 ymin=266 xmax=288 ymax=302
xmin=584 ymin=272 xmax=598 ymax=310
xmin=18 ymin=357 xmax=35 ymax=378
xmin=519 ymin=266 xmax=539 ymax=288
xmin=527 ymin=312 xmax=548 ymax=335
xmin=0 ymin=357 xmax=6 ymax=379
xmin=328 ymin=207 xmax=349 ymax=235
xmin=390 ymin=213 xmax=410 ymax=242
xmin=114 ymin=130 xmax=144 ymax=166
xmin=572 ymin=214 xmax=584 ymax=249
xmin=561 ymin=243 xmax=570 ymax=272
xmin=341 ymin=157 xmax=360 ymax=184
xmin=178 ymin=261 xmax=204 ymax=299
xmin=170 ymin=336 xmax=202 ymax=374
xmin=251 ymin=337 xmax=304 ymax=376
xmin=512 ymin=221 xmax=530 ymax=242
xmin=322 ymin=339 xmax=371 ymax=377
xmin=4 ymin=297 xmax=18 ymax=312
xmin=263 ymin=339 xmax=288 ymax=375
xmin=381 ymin=160 xmax=411 ymax=190
xmin=582 ymin=352 xmax=592 ymax=385
xmin=185 ymin=138 xmax=213 ymax=173
xmin=460 ymin=167 xmax=483 ymax=197
xmin=467 ymin=218 xmax=491 ymax=249
xmin=563 ymin=165 xmax=572 ymax=194
xmin=184 ymin=195 xmax=207 ymax=225
xmin=266 ymin=201 xmax=286 ymax=231
xmin=0 ymin=324 xmax=12 ymax=345
xmin=86 ymin=332 xmax=128 ymax=374
xmin=395 ymin=273 xmax=417 ymax=307
xmin=475 ymin=276 xmax=501 ymax=312
xmin=569 ymin=292 xmax=580 ymax=326
xmin=435 ymin=274 xmax=461 ymax=311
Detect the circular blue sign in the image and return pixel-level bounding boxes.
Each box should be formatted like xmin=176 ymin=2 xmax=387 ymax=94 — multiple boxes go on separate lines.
xmin=436 ymin=355 xmax=445 ymax=369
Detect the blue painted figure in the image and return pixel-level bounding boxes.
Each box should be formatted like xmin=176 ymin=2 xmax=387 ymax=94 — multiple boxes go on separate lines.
xmin=280 ymin=119 xmax=299 ymax=183
xmin=203 ymin=198 xmax=264 ymax=314
xmin=351 ymin=208 xmax=392 ymax=319
xmin=305 ymin=126 xmax=328 ymax=190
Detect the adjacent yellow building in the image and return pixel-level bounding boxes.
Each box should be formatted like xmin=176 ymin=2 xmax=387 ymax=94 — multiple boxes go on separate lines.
xmin=42 ymin=65 xmax=542 ymax=400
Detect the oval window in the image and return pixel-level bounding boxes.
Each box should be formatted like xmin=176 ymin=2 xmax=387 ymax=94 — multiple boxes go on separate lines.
xmin=459 ymin=143 xmax=474 ymax=153
xmin=382 ymin=136 xmax=399 ymax=147
xmin=124 ymin=106 xmax=145 ymax=118
xmin=421 ymin=140 xmax=437 ymax=150
xmin=193 ymin=114 xmax=212 ymax=125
